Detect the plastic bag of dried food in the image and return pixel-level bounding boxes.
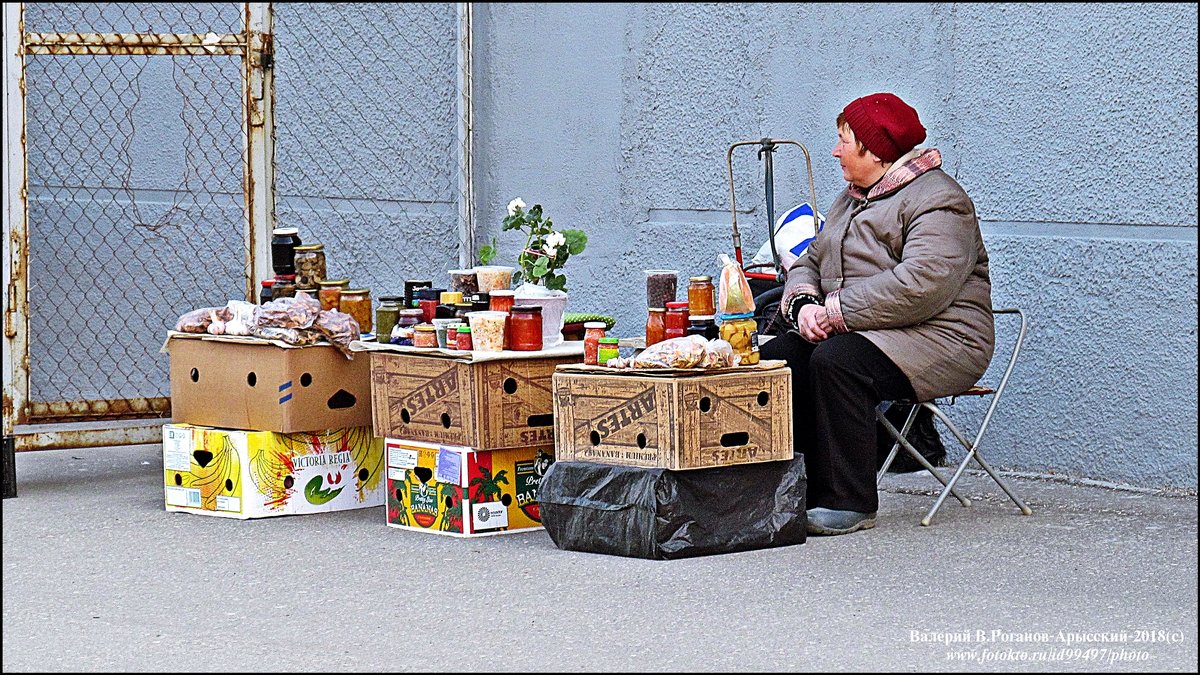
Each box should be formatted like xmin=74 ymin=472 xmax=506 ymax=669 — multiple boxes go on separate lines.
xmin=221 ymin=300 xmax=259 ymax=336
xmin=258 ymin=291 xmax=320 ymax=330
xmin=313 ymin=309 xmax=360 ymax=359
xmin=632 ymin=335 xmax=709 ymax=369
xmin=701 ymin=338 xmax=738 ymax=368
xmin=255 ymin=325 xmax=322 ymax=347
xmin=717 ymin=253 xmax=755 ymax=315
xmin=174 ymin=307 xmax=219 ymax=333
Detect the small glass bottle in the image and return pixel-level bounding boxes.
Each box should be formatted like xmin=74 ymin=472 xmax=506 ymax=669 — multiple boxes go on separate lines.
xmin=259 ymin=279 xmax=275 ymax=305
xmin=720 ymin=312 xmax=760 ymax=365
xmin=271 ymin=227 xmax=301 ymax=276
xmin=455 ymin=325 xmax=474 ymax=351
xmin=583 ymin=322 xmax=607 ymax=366
xmin=664 ymin=301 xmax=690 ymax=340
xmin=339 ymin=288 xmax=373 ymax=334
xmin=687 ymin=275 xmax=716 ymax=316
xmin=318 ymin=278 xmax=350 ymax=312
xmin=598 ymin=337 xmax=620 ymax=365
xmin=271 ymin=273 xmax=297 ymax=300
xmin=375 ymin=296 xmax=403 ymax=345
xmin=509 ymin=305 xmax=544 ymax=351
xmin=645 ymin=307 xmax=666 ymax=347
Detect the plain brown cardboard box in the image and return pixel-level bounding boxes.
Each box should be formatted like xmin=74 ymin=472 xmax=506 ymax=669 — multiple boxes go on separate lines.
xmin=168 ymin=336 xmax=371 ymax=433
xmin=552 ymin=362 xmax=793 ymax=470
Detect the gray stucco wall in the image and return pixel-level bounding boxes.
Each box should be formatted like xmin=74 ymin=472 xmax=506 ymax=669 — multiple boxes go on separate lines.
xmin=473 ymin=3 xmax=1198 ymax=488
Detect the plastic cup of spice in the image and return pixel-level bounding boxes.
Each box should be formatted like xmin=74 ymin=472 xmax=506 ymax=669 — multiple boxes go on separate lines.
xmin=466 ymin=311 xmax=507 ymax=352
xmin=645 ymin=270 xmax=678 ymax=310
xmin=474 ymin=265 xmax=515 ymax=293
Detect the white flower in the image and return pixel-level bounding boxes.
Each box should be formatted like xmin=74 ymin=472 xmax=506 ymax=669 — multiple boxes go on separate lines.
xmin=507 ymin=198 xmax=526 ymax=216
xmin=543 ymin=231 xmax=566 ymax=257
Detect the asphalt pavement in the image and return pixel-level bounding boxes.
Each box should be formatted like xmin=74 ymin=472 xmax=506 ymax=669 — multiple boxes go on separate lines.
xmin=2 ymin=444 xmax=1196 ymax=672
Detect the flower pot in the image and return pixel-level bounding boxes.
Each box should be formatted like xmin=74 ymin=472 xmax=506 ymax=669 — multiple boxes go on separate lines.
xmin=512 ymin=283 xmax=568 ymax=349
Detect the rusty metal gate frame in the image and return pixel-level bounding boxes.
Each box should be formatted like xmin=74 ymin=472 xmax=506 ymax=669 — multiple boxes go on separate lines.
xmin=3 ymin=3 xmax=476 ymax=458
xmin=2 ymin=3 xmax=276 ymax=453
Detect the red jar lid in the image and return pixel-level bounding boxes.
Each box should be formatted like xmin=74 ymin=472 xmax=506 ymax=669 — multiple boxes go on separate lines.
xmin=261 ymin=279 xmax=275 ymax=287
xmin=665 ymin=301 xmax=689 ymax=310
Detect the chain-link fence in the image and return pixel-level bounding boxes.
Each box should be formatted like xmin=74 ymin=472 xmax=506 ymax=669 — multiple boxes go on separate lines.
xmin=272 ymin=3 xmax=467 ymax=303
xmin=22 ymin=3 xmax=247 ymax=422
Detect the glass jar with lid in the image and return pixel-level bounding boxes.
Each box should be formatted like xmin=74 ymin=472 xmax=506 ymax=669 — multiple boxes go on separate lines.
xmin=509 ymin=305 xmax=543 ymax=352
xmin=664 ymin=301 xmax=690 ymax=340
xmin=259 ymin=279 xmax=275 ymax=305
xmin=413 ymin=324 xmax=438 ymax=348
xmin=375 ymin=296 xmax=403 ymax=344
xmin=394 ymin=308 xmax=425 ymax=345
xmin=271 ymin=273 xmax=297 ymax=300
xmin=598 ymin=337 xmax=620 ymax=365
xmin=583 ymin=322 xmax=607 ymax=366
xmin=686 ymin=315 xmax=719 ymax=340
xmin=318 ymin=279 xmax=350 ymax=312
xmin=719 ymin=313 xmax=759 ymax=365
xmin=271 ymin=227 xmax=301 ymax=276
xmin=339 ymin=288 xmax=373 ymax=334
xmin=645 ymin=307 xmax=666 ymax=347
xmin=293 ymin=244 xmax=326 ymax=290
xmin=687 ymin=275 xmax=716 ymax=316
xmin=455 ymin=325 xmax=474 ymax=351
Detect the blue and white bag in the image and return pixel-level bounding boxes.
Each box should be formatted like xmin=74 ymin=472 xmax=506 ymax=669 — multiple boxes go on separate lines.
xmin=750 ymin=202 xmax=824 ymax=272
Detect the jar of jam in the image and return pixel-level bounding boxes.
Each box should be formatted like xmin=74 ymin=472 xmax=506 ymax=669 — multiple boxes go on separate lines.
xmin=375 ymin=297 xmax=402 ymax=344
xmin=583 ymin=322 xmax=607 ymax=366
xmin=509 ymin=305 xmax=543 ymax=351
xmin=598 ymin=337 xmax=620 ymax=365
xmin=259 ymin=279 xmax=275 ymax=305
xmin=416 ymin=288 xmax=444 ymax=323
xmin=413 ymin=324 xmax=438 ymax=348
xmin=720 ymin=312 xmax=759 ymax=365
xmin=687 ymin=275 xmax=716 ymax=316
xmin=664 ymin=301 xmax=690 ymax=340
xmin=271 ymin=227 xmax=301 ymax=276
xmin=339 ymin=288 xmax=373 ymax=334
xmin=271 ymin=273 xmax=297 ymax=300
xmin=686 ymin=315 xmax=719 ymax=340
xmin=446 ymin=324 xmax=461 ymax=349
xmin=645 ymin=307 xmax=666 ymax=347
xmin=318 ymin=279 xmax=349 ymax=311
xmin=455 ymin=325 xmax=474 ymax=351
xmin=395 ymin=308 xmax=424 ymax=345
xmin=293 ymin=243 xmax=326 ymax=290
xmin=489 ymin=289 xmax=515 ymax=313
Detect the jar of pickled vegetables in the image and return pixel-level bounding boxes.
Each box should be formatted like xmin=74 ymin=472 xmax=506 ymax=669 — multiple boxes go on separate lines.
xmin=271 ymin=273 xmax=297 ymax=300
xmin=664 ymin=301 xmax=690 ymax=340
xmin=318 ymin=279 xmax=350 ymax=312
xmin=340 ymin=288 xmax=373 ymax=334
xmin=293 ymin=244 xmax=326 ymax=290
xmin=598 ymin=337 xmax=620 ymax=366
xmin=719 ymin=312 xmax=759 ymax=365
xmin=375 ymin=296 xmax=403 ymax=344
xmin=687 ymin=275 xmax=715 ymax=316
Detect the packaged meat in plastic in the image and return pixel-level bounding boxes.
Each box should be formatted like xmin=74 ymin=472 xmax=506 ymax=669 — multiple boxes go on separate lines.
xmin=313 ymin=309 xmax=361 ymax=358
xmin=632 ymin=335 xmax=709 ymax=369
xmin=717 ymin=253 xmax=755 ymax=315
xmin=258 ymin=291 xmax=320 ymax=330
xmin=701 ymin=338 xmax=738 ymax=368
xmin=174 ymin=307 xmax=219 ymax=333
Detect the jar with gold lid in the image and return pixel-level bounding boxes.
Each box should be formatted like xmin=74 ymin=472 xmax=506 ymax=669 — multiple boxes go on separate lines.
xmin=293 ymin=244 xmax=326 ymax=290
xmin=339 ymin=288 xmax=373 ymax=334
xmin=318 ymin=279 xmax=350 ymax=312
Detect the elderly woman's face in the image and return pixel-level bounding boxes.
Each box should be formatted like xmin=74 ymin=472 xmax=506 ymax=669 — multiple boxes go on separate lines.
xmin=832 ymin=123 xmax=879 ymax=188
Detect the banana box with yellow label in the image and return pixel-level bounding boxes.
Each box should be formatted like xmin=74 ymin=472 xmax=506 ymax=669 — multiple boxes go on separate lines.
xmin=384 ymin=438 xmax=554 ymax=537
xmin=163 ymin=424 xmax=385 ymax=519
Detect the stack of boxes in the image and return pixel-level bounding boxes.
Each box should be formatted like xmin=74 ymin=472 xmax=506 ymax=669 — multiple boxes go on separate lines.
xmin=369 ymin=349 xmax=578 ymax=536
xmin=162 ymin=335 xmax=384 ymax=519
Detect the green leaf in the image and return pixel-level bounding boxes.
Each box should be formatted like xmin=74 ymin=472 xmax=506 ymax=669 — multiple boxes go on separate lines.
xmin=563 ymin=229 xmax=588 ymax=254
xmin=512 ymin=270 xmax=524 ymax=286
xmin=530 ymin=204 xmax=543 ymax=220
xmin=502 ymin=215 xmax=523 ymax=231
xmin=532 ymin=256 xmax=550 ymax=277
xmin=545 ymin=273 xmax=567 ymax=292
xmin=478 ymin=237 xmax=498 ymax=265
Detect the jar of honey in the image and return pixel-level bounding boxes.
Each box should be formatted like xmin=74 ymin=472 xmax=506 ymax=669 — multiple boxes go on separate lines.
xmin=583 ymin=322 xmax=607 ymax=366
xmin=645 ymin=307 xmax=666 ymax=347
xmin=509 ymin=305 xmax=544 ymax=351
xmin=339 ymin=288 xmax=373 ymax=334
xmin=687 ymin=275 xmax=716 ymax=316
xmin=664 ymin=301 xmax=690 ymax=340
xmin=318 ymin=279 xmax=350 ymax=312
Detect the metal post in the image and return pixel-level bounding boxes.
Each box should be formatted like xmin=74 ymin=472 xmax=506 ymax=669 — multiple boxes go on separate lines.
xmin=456 ymin=2 xmax=474 ymax=268
xmin=2 ymin=435 xmax=15 ymax=498
xmin=3 ymin=3 xmax=30 ymax=439
xmin=245 ymin=3 xmax=275 ymax=301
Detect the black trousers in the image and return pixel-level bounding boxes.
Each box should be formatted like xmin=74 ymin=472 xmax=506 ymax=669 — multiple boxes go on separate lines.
xmin=760 ymin=331 xmax=915 ymax=513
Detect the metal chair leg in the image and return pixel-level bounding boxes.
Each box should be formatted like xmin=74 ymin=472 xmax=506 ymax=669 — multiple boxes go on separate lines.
xmin=876 ymin=406 xmax=971 ymax=508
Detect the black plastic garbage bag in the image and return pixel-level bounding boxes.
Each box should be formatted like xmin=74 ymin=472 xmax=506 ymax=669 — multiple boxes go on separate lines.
xmin=876 ymin=402 xmax=947 ymax=473
xmin=539 ymin=457 xmax=806 ymax=560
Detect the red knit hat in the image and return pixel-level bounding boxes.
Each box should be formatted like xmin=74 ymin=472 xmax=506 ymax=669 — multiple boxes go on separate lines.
xmin=842 ymin=93 xmax=926 ymax=163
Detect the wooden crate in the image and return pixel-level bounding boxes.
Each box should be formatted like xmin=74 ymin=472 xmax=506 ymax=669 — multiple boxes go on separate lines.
xmin=552 ymin=362 xmax=793 ymax=470
xmin=370 ymin=351 xmax=577 ymax=451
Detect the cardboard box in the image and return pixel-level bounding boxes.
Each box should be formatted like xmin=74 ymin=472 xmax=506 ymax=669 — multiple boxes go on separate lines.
xmin=168 ymin=336 xmax=371 ymax=433
xmin=369 ymin=351 xmax=576 ymax=451
xmin=163 ymin=424 xmax=384 ymax=519
xmin=384 ymin=438 xmax=554 ymax=536
xmin=552 ymin=362 xmax=793 ymax=470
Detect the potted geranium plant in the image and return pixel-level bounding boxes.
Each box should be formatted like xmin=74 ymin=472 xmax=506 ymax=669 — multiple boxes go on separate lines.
xmin=501 ymin=198 xmax=587 ymax=347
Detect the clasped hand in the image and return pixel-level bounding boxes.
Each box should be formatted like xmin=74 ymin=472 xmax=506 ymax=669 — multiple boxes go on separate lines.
xmin=797 ymin=303 xmax=834 ymax=343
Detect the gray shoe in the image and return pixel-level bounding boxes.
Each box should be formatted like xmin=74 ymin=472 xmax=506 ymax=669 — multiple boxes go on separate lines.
xmin=806 ymin=507 xmax=877 ymax=535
